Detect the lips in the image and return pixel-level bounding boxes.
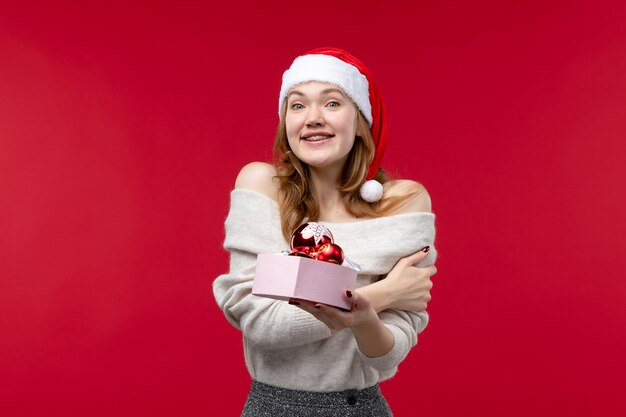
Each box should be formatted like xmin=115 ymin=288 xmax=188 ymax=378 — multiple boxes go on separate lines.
xmin=301 ymin=132 xmax=335 ymax=142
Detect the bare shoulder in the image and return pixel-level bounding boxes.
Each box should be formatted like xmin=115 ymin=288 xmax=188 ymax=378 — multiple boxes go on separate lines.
xmin=384 ymin=179 xmax=432 ymax=214
xmin=234 ymin=162 xmax=280 ymax=201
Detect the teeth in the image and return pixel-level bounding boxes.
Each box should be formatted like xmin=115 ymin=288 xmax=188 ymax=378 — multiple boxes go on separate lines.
xmin=303 ymin=135 xmax=332 ymax=142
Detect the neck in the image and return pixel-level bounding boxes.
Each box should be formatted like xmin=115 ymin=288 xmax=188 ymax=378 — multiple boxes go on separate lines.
xmin=308 ymin=164 xmax=344 ymax=212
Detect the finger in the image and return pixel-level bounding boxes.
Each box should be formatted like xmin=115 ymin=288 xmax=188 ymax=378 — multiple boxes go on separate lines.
xmin=294 ymin=299 xmax=317 ymax=308
xmin=350 ymin=289 xmax=371 ymax=312
xmin=414 ymin=265 xmax=437 ymax=279
xmin=316 ymin=303 xmax=350 ymax=316
xmin=400 ymin=246 xmax=432 ymax=267
xmin=290 ymin=298 xmax=322 ymax=308
xmin=288 ymin=298 xmax=312 ymax=307
xmin=342 ymin=290 xmax=355 ymax=308
xmin=291 ymin=299 xmax=322 ymax=315
xmin=426 ymin=265 xmax=437 ymax=277
xmin=315 ymin=304 xmax=352 ymax=328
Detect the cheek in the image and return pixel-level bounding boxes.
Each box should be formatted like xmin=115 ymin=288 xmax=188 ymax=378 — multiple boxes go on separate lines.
xmin=344 ymin=137 xmax=356 ymax=152
xmin=285 ymin=125 xmax=298 ymax=147
xmin=334 ymin=109 xmax=358 ymax=136
xmin=285 ymin=114 xmax=302 ymax=137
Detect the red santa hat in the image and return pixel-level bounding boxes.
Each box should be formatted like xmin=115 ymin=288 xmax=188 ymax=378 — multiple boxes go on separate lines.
xmin=278 ymin=47 xmax=387 ymax=203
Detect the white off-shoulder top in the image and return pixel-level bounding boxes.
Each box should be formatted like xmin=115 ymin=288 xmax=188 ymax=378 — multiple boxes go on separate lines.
xmin=213 ymin=189 xmax=437 ymax=391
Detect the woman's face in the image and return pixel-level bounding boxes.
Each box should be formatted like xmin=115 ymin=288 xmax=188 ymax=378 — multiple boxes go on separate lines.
xmin=285 ymin=81 xmax=360 ymax=172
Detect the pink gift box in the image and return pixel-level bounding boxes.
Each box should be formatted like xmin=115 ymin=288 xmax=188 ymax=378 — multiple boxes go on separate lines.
xmin=252 ymin=253 xmax=358 ymax=310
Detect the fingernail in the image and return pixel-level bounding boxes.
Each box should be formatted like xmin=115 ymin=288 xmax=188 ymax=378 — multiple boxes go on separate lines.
xmin=346 ymin=290 xmax=352 ymax=298
xmin=422 ymin=246 xmax=430 ymax=253
xmin=288 ymin=300 xmax=300 ymax=305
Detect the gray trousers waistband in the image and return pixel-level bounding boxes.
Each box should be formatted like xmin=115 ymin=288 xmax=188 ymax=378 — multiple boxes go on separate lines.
xmin=241 ymin=380 xmax=393 ymax=416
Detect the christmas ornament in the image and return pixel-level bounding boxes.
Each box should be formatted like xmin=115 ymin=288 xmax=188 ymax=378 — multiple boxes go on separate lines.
xmin=313 ymin=243 xmax=345 ymax=265
xmin=288 ymin=222 xmax=345 ymax=265
xmin=290 ymin=222 xmax=334 ymax=250
xmin=288 ymin=246 xmax=314 ymax=259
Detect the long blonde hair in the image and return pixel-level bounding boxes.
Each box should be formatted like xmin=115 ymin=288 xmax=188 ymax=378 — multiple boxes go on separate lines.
xmin=272 ymin=104 xmax=420 ymax=241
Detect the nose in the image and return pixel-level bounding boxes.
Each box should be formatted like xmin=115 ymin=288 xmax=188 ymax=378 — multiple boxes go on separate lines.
xmin=305 ymin=105 xmax=324 ymax=127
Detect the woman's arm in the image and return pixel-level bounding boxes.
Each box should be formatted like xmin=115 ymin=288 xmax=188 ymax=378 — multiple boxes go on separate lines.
xmin=213 ymin=249 xmax=334 ymax=350
xmin=358 ymin=248 xmax=436 ymax=312
xmin=213 ymin=162 xmax=335 ymax=350
xmin=293 ymin=290 xmax=423 ymax=371
xmin=359 ymin=180 xmax=436 ymax=313
xmin=348 ymin=295 xmax=395 ymax=358
xmin=293 ymin=291 xmax=395 ymax=358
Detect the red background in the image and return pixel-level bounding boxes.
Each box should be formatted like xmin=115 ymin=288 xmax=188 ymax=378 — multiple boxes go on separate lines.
xmin=1 ymin=1 xmax=625 ymax=416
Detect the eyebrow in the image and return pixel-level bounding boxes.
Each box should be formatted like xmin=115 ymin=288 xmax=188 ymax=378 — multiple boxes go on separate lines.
xmin=287 ymin=88 xmax=346 ymax=98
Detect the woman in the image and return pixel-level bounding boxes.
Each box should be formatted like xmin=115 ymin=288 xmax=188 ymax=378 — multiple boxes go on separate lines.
xmin=213 ymin=47 xmax=438 ymax=416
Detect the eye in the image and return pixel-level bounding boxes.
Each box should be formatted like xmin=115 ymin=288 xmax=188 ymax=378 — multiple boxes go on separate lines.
xmin=291 ymin=103 xmax=304 ymax=110
xmin=326 ymin=101 xmax=340 ymax=108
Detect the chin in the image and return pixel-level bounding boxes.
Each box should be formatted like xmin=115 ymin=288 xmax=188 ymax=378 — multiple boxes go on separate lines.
xmin=297 ymin=152 xmax=350 ymax=170
xmin=303 ymin=158 xmax=338 ymax=169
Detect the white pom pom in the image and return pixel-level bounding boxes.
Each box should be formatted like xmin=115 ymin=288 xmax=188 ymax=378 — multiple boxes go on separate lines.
xmin=359 ymin=179 xmax=383 ymax=203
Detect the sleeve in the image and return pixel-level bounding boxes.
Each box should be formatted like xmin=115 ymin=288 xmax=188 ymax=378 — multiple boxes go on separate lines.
xmin=212 ymin=191 xmax=333 ymax=350
xmin=356 ymin=219 xmax=437 ymax=372
xmin=356 ymin=310 xmax=429 ymax=372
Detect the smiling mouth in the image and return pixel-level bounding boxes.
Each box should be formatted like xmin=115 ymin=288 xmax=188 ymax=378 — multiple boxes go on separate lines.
xmin=302 ymin=134 xmax=335 ymax=142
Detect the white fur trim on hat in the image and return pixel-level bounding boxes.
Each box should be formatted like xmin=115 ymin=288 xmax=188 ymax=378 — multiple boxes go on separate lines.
xmin=279 ymin=54 xmax=372 ymax=126
xmin=360 ymin=179 xmax=384 ymax=202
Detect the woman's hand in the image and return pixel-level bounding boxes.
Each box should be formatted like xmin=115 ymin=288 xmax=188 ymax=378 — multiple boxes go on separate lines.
xmin=359 ymin=247 xmax=436 ymax=313
xmin=290 ymin=291 xmax=395 ymax=357
xmin=290 ymin=290 xmax=377 ymax=333
xmin=385 ymin=247 xmax=436 ymax=311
